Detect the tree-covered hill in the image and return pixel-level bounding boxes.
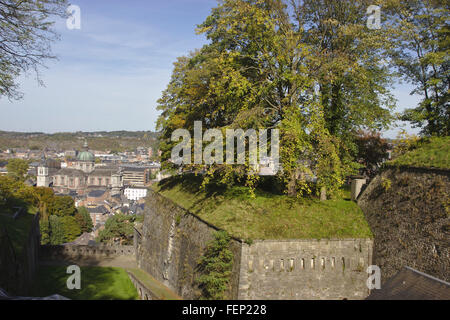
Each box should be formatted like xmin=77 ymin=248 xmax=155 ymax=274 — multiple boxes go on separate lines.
xmin=0 ymin=131 xmax=161 ymax=152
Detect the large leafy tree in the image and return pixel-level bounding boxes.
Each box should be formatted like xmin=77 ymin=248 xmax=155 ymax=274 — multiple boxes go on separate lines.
xmin=97 ymin=214 xmax=136 ymax=245
xmin=158 ymin=0 xmax=340 ymax=197
xmin=384 ymin=0 xmax=449 ymax=136
xmin=6 ymin=158 xmax=29 ymax=181
xmin=157 ymin=0 xmax=396 ymax=197
xmin=0 ymin=0 xmax=67 ymax=100
xmin=0 ymin=175 xmax=36 ymax=208
xmin=355 ymin=130 xmax=390 ymax=177
xmin=292 ymin=0 xmax=396 ymax=136
xmin=75 ymin=206 xmax=93 ymax=233
xmin=49 ymin=215 xmax=65 ymax=245
xmin=48 ymin=195 xmax=77 ymax=217
xmin=291 ymin=0 xmax=396 ymax=179
xmin=60 ymin=215 xmax=81 ymax=242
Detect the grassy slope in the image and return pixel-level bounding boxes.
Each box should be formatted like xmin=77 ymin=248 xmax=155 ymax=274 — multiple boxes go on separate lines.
xmin=390 ymin=136 xmax=450 ymax=169
xmin=31 ymin=266 xmax=139 ymax=300
xmin=153 ymin=177 xmax=372 ymax=240
xmin=0 ymin=207 xmax=37 ymax=257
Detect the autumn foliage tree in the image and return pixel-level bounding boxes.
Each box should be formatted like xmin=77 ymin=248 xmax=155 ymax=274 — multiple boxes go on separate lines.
xmin=157 ymin=0 xmax=397 ymax=198
xmin=355 ymin=131 xmax=390 ymax=177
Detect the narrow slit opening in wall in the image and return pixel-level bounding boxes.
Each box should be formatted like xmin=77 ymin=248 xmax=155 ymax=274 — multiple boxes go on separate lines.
xmin=301 ymin=258 xmax=305 ymax=269
xmin=280 ymin=259 xmax=284 ymax=271
xmin=342 ymin=257 xmax=346 ymax=270
xmin=331 ymin=257 xmax=335 ymax=268
xmin=289 ymin=258 xmax=294 ymax=271
xmin=321 ymin=258 xmax=325 ymax=270
xmin=311 ymin=258 xmax=315 ymax=269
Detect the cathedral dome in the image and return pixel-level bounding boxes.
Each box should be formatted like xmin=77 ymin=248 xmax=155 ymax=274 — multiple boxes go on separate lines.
xmin=77 ymin=140 xmax=95 ymax=162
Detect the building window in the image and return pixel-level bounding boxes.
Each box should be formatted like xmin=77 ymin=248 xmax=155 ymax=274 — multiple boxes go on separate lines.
xmin=98 ymin=178 xmax=102 ymax=185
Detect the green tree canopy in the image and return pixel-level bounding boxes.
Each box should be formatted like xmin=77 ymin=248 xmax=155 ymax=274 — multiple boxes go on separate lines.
xmin=157 ymin=0 xmax=398 ymax=197
xmin=384 ymin=0 xmax=449 ymax=136
xmin=61 ymin=215 xmax=81 ymax=242
xmin=97 ymin=214 xmax=136 ymax=245
xmin=6 ymin=159 xmax=30 ymax=182
xmin=75 ymin=206 xmax=94 ymax=233
xmin=48 ymin=196 xmax=77 ymax=217
xmin=49 ymin=215 xmax=65 ymax=245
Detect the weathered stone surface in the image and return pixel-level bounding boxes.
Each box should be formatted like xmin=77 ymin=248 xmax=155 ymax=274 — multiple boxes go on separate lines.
xmin=138 ymin=189 xmax=373 ymax=300
xmin=40 ymin=244 xmax=135 ymax=260
xmin=238 ymin=239 xmax=372 ymax=300
xmin=358 ymin=167 xmax=450 ymax=283
xmin=0 ymin=213 xmax=40 ymax=295
xmin=137 ymin=190 xmax=242 ymax=299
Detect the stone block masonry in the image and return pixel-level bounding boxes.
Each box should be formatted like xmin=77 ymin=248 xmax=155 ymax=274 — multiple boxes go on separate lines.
xmin=137 ymin=189 xmax=373 ymax=300
xmin=136 ymin=190 xmax=242 ymax=299
xmin=40 ymin=244 xmax=135 ymax=260
xmin=358 ymin=167 xmax=450 ymax=283
xmin=238 ymin=239 xmax=372 ymax=300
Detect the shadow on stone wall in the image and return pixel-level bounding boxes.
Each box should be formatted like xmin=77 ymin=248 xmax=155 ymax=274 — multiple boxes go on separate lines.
xmin=0 ymin=213 xmax=40 ymax=295
xmin=137 ymin=189 xmax=373 ymax=300
xmin=358 ymin=166 xmax=450 ymax=283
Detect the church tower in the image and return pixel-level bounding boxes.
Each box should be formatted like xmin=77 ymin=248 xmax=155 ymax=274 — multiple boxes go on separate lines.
xmin=111 ymin=170 xmax=123 ymax=195
xmin=37 ymin=154 xmax=51 ymax=187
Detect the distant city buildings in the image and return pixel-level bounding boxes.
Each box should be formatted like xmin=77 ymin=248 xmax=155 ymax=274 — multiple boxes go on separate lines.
xmin=28 ymin=140 xmax=161 ymax=230
xmin=37 ymin=141 xmax=124 ymax=196
xmin=121 ymin=166 xmax=149 ymax=187
xmin=1 ymin=139 xmax=161 ymax=232
xmin=124 ymin=186 xmax=148 ymax=201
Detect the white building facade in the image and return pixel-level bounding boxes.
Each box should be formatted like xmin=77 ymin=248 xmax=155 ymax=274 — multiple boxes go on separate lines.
xmin=124 ymin=187 xmax=148 ymax=201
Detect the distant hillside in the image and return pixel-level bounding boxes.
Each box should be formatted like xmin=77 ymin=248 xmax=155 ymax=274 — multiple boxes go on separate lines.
xmin=0 ymin=131 xmax=161 ymax=153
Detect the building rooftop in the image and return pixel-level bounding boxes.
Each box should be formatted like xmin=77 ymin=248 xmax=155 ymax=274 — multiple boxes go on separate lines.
xmin=91 ymin=168 xmax=118 ymax=176
xmin=87 ymin=190 xmax=106 ymax=198
xmin=367 ymin=266 xmax=450 ymax=300
xmin=87 ymin=205 xmax=109 ymax=214
xmin=56 ymin=168 xmax=86 ymax=177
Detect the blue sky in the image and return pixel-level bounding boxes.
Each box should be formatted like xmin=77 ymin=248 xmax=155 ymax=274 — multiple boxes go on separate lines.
xmin=0 ymin=0 xmax=420 ymax=138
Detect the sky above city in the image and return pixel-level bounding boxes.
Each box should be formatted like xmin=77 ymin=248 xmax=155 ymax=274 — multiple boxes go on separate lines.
xmin=0 ymin=0 xmax=421 ymax=138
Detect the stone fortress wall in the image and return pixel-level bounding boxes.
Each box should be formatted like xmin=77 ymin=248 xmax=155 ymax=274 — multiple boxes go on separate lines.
xmin=0 ymin=212 xmax=40 ymax=295
xmin=40 ymin=244 xmax=135 ymax=260
xmin=136 ymin=189 xmax=373 ymax=300
xmin=358 ymin=166 xmax=450 ymax=283
xmin=238 ymin=239 xmax=372 ymax=300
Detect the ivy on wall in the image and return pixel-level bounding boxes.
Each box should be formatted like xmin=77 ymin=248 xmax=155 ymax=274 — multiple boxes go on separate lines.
xmin=196 ymin=231 xmax=233 ymax=300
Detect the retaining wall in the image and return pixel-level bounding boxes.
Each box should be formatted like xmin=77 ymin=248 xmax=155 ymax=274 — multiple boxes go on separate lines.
xmin=358 ymin=166 xmax=450 ymax=282
xmin=40 ymin=244 xmax=135 ymax=260
xmin=0 ymin=212 xmax=40 ymax=295
xmin=138 ymin=189 xmax=373 ymax=300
